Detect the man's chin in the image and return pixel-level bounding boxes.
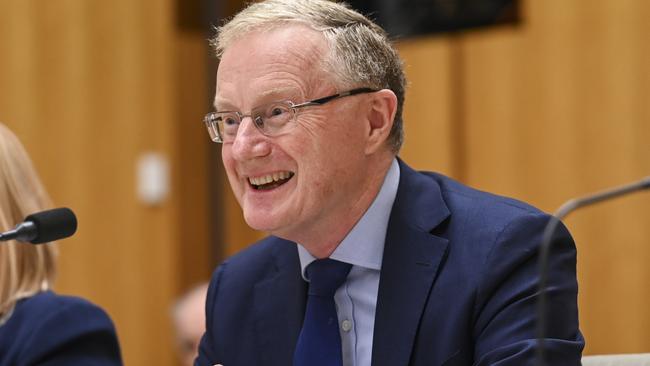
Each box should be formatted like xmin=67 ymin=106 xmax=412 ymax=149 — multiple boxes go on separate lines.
xmin=243 ymin=213 xmax=281 ymax=233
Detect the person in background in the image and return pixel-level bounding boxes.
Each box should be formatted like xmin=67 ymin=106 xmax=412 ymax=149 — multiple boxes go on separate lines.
xmin=172 ymin=283 xmax=208 ymax=366
xmin=0 ymin=123 xmax=122 ymax=365
xmin=196 ymin=1 xmax=584 ymax=365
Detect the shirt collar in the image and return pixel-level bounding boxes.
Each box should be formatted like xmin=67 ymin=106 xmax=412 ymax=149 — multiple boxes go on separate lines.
xmin=298 ymin=158 xmax=400 ymax=278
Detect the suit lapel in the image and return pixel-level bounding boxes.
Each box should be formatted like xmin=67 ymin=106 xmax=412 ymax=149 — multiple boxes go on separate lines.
xmin=372 ymin=160 xmax=451 ymax=366
xmin=253 ymin=239 xmax=307 ymax=366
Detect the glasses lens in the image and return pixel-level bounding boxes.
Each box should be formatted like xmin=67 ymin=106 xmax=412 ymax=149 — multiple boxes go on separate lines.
xmin=254 ymin=102 xmax=294 ymax=136
xmin=205 ymin=102 xmax=296 ymax=143
xmin=204 ymin=113 xmax=222 ymax=142
xmin=219 ymin=113 xmax=240 ymax=142
xmin=204 ymin=112 xmax=241 ymax=143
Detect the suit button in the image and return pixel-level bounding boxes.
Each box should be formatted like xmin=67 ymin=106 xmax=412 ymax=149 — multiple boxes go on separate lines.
xmin=341 ymin=319 xmax=352 ymax=332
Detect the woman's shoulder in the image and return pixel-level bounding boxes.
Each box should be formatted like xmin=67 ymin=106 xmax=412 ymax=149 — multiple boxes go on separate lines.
xmin=17 ymin=290 xmax=111 ymax=320
xmin=11 ymin=290 xmax=118 ymax=341
xmin=0 ymin=291 xmax=122 ymax=366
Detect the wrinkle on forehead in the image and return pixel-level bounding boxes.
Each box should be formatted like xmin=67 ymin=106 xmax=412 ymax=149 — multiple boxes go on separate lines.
xmin=215 ymin=25 xmax=334 ymax=109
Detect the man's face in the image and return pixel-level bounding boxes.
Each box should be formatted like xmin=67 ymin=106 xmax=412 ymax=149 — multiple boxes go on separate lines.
xmin=215 ymin=25 xmax=375 ymax=244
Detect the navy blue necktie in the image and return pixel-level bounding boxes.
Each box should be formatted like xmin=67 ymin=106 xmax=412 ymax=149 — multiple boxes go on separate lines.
xmin=293 ymin=258 xmax=352 ymax=366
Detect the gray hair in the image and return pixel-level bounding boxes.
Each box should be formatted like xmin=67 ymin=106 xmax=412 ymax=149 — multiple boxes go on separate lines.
xmin=211 ymin=0 xmax=406 ymax=152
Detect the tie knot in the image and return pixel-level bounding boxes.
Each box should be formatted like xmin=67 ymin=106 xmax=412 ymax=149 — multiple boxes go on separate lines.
xmin=306 ymin=258 xmax=352 ymax=297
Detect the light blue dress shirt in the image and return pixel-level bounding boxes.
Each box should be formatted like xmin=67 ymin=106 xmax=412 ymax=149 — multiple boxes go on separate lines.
xmin=297 ymin=158 xmax=400 ymax=366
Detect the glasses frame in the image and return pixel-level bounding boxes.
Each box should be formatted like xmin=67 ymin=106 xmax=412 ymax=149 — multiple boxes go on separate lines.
xmin=203 ymin=87 xmax=378 ymax=143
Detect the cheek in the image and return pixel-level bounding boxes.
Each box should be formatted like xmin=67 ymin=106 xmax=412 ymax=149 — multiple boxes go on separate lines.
xmin=221 ymin=149 xmax=243 ymax=192
xmin=298 ymin=153 xmax=345 ymax=197
xmin=221 ymin=149 xmax=234 ymax=177
xmin=287 ymin=111 xmax=365 ymax=191
xmin=294 ymin=114 xmax=359 ymax=159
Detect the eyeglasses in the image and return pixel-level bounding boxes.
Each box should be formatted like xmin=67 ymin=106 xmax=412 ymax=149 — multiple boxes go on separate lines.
xmin=203 ymin=87 xmax=378 ymax=143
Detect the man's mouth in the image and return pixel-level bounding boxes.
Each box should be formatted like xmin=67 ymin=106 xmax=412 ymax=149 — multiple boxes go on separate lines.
xmin=248 ymin=171 xmax=295 ymax=190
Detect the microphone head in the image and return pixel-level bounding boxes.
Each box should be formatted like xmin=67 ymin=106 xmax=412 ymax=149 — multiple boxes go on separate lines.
xmin=24 ymin=207 xmax=77 ymax=244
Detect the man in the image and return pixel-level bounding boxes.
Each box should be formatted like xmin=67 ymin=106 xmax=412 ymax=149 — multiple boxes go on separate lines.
xmin=196 ymin=1 xmax=584 ymax=365
xmin=172 ymin=283 xmax=208 ymax=366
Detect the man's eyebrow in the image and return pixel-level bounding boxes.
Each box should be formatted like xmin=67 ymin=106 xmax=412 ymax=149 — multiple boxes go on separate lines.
xmin=258 ymin=87 xmax=301 ymax=99
xmin=213 ymin=87 xmax=302 ymax=111
xmin=213 ymin=98 xmax=234 ymax=111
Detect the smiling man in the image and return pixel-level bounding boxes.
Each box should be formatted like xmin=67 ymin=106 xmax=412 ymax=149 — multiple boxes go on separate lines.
xmin=196 ymin=1 xmax=584 ymax=366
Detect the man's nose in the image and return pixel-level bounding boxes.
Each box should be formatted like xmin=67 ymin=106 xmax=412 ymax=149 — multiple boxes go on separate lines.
xmin=230 ymin=117 xmax=271 ymax=160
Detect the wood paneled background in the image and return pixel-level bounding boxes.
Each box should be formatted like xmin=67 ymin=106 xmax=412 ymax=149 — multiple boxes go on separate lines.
xmin=0 ymin=0 xmax=212 ymax=365
xmin=0 ymin=0 xmax=648 ymax=363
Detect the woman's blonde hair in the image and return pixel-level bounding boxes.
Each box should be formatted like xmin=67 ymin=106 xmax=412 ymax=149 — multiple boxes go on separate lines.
xmin=0 ymin=123 xmax=57 ymax=318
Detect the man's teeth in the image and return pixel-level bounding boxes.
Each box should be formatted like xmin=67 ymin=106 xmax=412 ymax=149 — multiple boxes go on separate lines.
xmin=248 ymin=171 xmax=293 ymax=186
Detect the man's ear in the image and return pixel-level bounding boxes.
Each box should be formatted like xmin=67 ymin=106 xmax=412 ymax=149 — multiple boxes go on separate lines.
xmin=365 ymin=89 xmax=398 ymax=155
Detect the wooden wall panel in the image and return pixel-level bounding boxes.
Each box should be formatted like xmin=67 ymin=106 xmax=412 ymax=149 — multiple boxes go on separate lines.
xmin=396 ymin=37 xmax=457 ymax=176
xmin=175 ymin=31 xmax=214 ymax=290
xmin=460 ymin=0 xmax=650 ymax=354
xmin=0 ymin=1 xmax=211 ymax=364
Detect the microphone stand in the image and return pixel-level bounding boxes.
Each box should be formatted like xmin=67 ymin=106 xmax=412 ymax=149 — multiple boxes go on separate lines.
xmin=535 ymin=176 xmax=650 ymax=366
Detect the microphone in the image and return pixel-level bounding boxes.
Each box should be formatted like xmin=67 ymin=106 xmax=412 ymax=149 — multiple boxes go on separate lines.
xmin=535 ymin=176 xmax=650 ymax=366
xmin=0 ymin=207 xmax=77 ymax=244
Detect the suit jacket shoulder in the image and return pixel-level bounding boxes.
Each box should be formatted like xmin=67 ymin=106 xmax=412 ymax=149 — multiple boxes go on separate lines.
xmin=0 ymin=291 xmax=123 ymax=366
xmin=372 ymin=160 xmax=583 ymax=366
xmin=197 ymin=237 xmax=306 ymax=366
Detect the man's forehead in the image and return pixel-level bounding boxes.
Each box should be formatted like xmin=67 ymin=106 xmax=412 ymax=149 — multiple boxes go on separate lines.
xmin=219 ymin=25 xmax=327 ymax=70
xmin=215 ymin=25 xmax=331 ymax=108
xmin=213 ymin=86 xmax=303 ymax=109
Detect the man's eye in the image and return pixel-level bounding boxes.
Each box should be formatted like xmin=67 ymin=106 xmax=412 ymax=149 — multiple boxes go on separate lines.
xmin=254 ymin=116 xmax=265 ymax=128
xmin=270 ymin=107 xmax=286 ymax=116
xmin=223 ymin=116 xmax=238 ymax=126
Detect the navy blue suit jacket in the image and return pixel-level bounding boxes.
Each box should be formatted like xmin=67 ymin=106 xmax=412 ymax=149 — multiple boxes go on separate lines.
xmin=197 ymin=160 xmax=584 ymax=365
xmin=0 ymin=291 xmax=122 ymax=366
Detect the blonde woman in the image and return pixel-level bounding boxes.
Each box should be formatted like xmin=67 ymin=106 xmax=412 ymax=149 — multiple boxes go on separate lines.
xmin=0 ymin=123 xmax=122 ymax=365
